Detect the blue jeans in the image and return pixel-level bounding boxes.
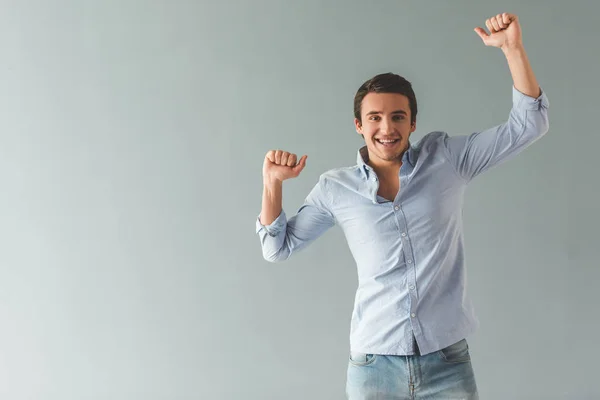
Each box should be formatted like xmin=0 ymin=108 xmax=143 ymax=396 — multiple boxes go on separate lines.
xmin=346 ymin=339 xmax=479 ymax=399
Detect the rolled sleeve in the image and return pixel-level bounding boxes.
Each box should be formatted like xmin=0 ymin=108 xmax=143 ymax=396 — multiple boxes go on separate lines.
xmin=512 ymin=85 xmax=550 ymax=111
xmin=256 ymin=210 xmax=287 ymax=236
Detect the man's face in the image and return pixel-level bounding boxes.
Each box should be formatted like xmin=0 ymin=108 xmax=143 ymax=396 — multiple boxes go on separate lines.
xmin=354 ymin=92 xmax=416 ymax=164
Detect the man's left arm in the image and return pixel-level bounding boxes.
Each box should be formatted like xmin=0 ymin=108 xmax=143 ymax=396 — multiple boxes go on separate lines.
xmin=444 ymin=13 xmax=549 ymax=182
xmin=478 ymin=13 xmax=540 ymax=98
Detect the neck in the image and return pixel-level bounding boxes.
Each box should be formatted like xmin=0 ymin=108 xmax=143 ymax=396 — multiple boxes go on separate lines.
xmin=368 ymin=157 xmax=403 ymax=178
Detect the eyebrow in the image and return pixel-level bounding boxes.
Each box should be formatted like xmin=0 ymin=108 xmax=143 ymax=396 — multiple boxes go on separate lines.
xmin=365 ymin=110 xmax=408 ymax=116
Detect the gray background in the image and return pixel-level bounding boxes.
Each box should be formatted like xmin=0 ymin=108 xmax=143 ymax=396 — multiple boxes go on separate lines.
xmin=0 ymin=0 xmax=598 ymax=399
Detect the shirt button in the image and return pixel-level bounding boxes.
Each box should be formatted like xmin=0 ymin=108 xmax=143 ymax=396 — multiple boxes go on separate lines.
xmin=411 ymin=313 xmax=416 ymax=318
xmin=401 ymin=232 xmax=406 ymax=237
xmin=394 ymin=206 xmax=399 ymax=210
xmin=409 ymin=285 xmax=415 ymax=290
xmin=407 ymin=260 xmax=412 ymax=264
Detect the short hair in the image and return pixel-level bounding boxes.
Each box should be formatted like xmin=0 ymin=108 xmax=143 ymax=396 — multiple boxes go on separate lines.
xmin=354 ymin=72 xmax=417 ymax=125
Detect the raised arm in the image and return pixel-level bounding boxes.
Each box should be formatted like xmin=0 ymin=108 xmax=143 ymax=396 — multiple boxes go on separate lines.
xmin=260 ymin=150 xmax=307 ymax=226
xmin=443 ymin=13 xmax=550 ymax=181
xmin=475 ymin=13 xmax=540 ymax=98
xmin=257 ymin=150 xmax=335 ymax=262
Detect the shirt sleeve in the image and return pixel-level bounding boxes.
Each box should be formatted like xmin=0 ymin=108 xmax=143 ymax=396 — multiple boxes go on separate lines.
xmin=255 ymin=175 xmax=336 ymax=262
xmin=442 ymin=86 xmax=550 ymax=182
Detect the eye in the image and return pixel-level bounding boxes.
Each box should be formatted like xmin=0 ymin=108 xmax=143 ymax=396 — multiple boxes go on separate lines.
xmin=369 ymin=116 xmax=380 ymax=121
xmin=393 ymin=115 xmax=405 ymax=121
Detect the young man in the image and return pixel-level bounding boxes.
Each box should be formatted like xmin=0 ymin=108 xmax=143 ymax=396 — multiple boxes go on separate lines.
xmin=256 ymin=13 xmax=549 ymax=399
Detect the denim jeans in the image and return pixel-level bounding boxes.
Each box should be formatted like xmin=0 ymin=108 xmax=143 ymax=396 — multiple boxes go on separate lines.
xmin=346 ymin=339 xmax=479 ymax=399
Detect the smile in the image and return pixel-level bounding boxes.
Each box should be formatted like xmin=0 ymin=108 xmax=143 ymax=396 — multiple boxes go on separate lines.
xmin=376 ymin=138 xmax=400 ymax=146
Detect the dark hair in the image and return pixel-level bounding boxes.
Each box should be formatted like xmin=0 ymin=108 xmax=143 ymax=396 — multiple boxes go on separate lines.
xmin=353 ymin=72 xmax=417 ymax=125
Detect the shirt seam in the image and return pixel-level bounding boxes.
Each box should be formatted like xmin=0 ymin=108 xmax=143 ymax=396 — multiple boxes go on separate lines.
xmin=321 ymin=177 xmax=337 ymax=225
xmin=440 ymin=136 xmax=469 ymax=184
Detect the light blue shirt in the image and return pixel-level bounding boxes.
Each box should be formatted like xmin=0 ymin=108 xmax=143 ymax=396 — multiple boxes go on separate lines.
xmin=256 ymin=86 xmax=549 ymax=356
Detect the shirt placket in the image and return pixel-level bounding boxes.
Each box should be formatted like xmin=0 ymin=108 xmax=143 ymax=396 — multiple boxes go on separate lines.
xmin=394 ymin=174 xmax=421 ymax=353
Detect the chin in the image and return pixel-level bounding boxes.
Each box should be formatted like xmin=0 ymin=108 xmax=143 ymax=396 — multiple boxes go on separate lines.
xmin=380 ymin=144 xmax=408 ymax=158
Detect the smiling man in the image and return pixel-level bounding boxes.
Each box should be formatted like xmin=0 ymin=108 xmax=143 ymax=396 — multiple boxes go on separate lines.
xmin=256 ymin=13 xmax=549 ymax=399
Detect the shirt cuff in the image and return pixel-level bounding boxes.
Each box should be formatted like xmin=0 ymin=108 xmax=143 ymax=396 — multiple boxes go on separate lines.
xmin=256 ymin=210 xmax=287 ymax=236
xmin=512 ymin=85 xmax=549 ymax=111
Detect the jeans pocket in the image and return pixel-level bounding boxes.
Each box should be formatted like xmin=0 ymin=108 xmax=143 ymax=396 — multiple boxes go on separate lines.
xmin=438 ymin=339 xmax=471 ymax=364
xmin=349 ymin=351 xmax=377 ymax=366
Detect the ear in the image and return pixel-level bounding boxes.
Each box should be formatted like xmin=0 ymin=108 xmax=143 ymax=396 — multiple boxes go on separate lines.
xmin=410 ymin=120 xmax=416 ymax=133
xmin=354 ymin=118 xmax=363 ymax=135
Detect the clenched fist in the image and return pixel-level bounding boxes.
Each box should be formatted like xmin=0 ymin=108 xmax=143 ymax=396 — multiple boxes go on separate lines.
xmin=263 ymin=150 xmax=307 ymax=184
xmin=474 ymin=13 xmax=522 ymax=50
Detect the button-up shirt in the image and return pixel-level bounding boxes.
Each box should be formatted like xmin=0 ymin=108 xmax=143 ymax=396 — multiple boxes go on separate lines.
xmin=256 ymin=86 xmax=549 ymax=356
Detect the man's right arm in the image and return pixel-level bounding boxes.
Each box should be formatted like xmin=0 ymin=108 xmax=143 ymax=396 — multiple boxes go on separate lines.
xmin=256 ymin=150 xmax=335 ymax=262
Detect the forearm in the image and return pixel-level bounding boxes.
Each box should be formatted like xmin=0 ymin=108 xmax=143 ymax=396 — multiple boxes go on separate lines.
xmin=503 ymin=44 xmax=541 ymax=98
xmin=260 ymin=179 xmax=283 ymax=226
xmin=256 ymin=177 xmax=335 ymax=262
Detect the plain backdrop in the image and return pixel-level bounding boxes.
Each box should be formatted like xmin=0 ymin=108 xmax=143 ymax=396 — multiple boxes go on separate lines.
xmin=0 ymin=0 xmax=598 ymax=399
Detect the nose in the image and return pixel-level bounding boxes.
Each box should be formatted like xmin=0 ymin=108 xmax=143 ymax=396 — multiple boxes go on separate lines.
xmin=380 ymin=117 xmax=394 ymax=135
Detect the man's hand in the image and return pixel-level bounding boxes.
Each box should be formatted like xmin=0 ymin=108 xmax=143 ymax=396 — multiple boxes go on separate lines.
xmin=474 ymin=13 xmax=522 ymax=51
xmin=263 ymin=150 xmax=307 ymax=185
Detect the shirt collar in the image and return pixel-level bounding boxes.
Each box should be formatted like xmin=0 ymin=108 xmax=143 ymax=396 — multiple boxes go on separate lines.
xmin=356 ymin=143 xmax=414 ymax=179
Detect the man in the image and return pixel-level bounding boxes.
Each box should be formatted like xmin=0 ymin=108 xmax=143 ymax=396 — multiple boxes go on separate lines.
xmin=255 ymin=13 xmax=548 ymax=399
